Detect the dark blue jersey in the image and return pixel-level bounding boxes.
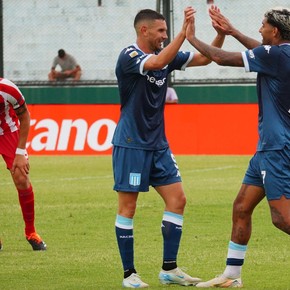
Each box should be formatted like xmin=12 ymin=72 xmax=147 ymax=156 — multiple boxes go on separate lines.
xmin=113 ymin=44 xmax=193 ymax=150
xmin=242 ymin=44 xmax=290 ymax=151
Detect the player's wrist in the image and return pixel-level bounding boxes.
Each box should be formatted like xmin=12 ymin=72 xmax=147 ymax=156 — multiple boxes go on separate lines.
xmin=15 ymin=148 xmax=26 ymax=155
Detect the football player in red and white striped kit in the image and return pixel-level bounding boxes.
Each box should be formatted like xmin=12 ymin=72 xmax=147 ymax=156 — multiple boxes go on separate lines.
xmin=0 ymin=77 xmax=46 ymax=251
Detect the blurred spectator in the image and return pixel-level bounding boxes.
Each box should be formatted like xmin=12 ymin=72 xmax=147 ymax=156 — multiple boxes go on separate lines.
xmin=48 ymin=49 xmax=82 ymax=81
xmin=166 ymin=87 xmax=179 ymax=104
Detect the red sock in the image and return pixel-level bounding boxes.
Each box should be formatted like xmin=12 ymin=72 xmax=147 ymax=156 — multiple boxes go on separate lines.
xmin=17 ymin=184 xmax=36 ymax=237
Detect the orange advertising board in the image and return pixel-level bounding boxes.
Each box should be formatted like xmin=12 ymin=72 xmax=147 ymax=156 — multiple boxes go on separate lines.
xmin=165 ymin=104 xmax=258 ymax=155
xmin=27 ymin=104 xmax=258 ymax=155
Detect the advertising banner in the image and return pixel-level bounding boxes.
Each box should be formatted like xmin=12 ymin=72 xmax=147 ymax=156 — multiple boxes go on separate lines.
xmin=27 ymin=104 xmax=258 ymax=155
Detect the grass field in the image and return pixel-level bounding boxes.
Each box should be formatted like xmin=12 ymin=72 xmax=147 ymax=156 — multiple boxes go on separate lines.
xmin=0 ymin=155 xmax=289 ymax=290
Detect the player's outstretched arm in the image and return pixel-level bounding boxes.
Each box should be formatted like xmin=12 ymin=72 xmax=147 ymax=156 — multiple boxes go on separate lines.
xmin=144 ymin=6 xmax=195 ymax=70
xmin=209 ymin=6 xmax=261 ymax=49
xmin=210 ymin=5 xmax=226 ymax=49
xmin=186 ymin=12 xmax=243 ymax=67
xmin=186 ymin=5 xmax=226 ymax=67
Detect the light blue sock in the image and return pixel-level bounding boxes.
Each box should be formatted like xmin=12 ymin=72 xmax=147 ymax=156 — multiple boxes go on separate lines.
xmin=224 ymin=241 xmax=247 ymax=278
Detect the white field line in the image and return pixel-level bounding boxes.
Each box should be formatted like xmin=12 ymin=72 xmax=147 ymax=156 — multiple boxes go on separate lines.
xmin=0 ymin=166 xmax=234 ymax=186
xmin=0 ymin=175 xmax=113 ymax=186
xmin=184 ymin=165 xmax=235 ymax=173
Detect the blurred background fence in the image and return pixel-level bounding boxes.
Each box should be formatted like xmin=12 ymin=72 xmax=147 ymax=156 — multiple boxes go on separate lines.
xmin=1 ymin=0 xmax=289 ymax=85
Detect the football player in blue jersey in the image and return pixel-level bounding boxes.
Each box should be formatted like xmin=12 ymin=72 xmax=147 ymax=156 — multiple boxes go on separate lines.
xmin=186 ymin=6 xmax=290 ymax=288
xmin=113 ymin=6 xmax=226 ymax=288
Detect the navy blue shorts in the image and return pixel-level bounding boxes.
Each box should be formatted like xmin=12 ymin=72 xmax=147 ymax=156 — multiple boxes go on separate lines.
xmin=112 ymin=146 xmax=182 ymax=192
xmin=243 ymin=147 xmax=290 ymax=200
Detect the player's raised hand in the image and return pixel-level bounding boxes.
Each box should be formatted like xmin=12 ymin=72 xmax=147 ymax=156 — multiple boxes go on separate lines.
xmin=209 ymin=5 xmax=226 ymax=36
xmin=182 ymin=6 xmax=196 ymax=36
xmin=209 ymin=5 xmax=235 ymax=35
xmin=209 ymin=5 xmax=220 ymax=14
xmin=185 ymin=9 xmax=196 ymax=42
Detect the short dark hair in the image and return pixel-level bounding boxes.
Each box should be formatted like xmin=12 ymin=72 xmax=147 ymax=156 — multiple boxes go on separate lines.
xmin=265 ymin=7 xmax=290 ymax=40
xmin=134 ymin=9 xmax=165 ymax=28
xmin=58 ymin=49 xmax=66 ymax=58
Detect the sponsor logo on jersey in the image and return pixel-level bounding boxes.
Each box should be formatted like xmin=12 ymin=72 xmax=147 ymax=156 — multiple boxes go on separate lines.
xmin=146 ymin=75 xmax=167 ymax=87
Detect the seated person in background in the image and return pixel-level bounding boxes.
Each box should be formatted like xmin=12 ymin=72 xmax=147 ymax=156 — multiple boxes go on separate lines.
xmin=48 ymin=49 xmax=82 ymax=81
xmin=166 ymin=87 xmax=179 ymax=103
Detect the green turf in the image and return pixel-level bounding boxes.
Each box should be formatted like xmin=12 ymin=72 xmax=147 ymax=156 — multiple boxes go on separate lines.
xmin=0 ymin=156 xmax=289 ymax=290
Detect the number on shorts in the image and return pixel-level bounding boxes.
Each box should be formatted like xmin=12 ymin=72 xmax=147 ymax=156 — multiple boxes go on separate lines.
xmin=171 ymin=153 xmax=181 ymax=177
xmin=261 ymin=170 xmax=266 ymax=184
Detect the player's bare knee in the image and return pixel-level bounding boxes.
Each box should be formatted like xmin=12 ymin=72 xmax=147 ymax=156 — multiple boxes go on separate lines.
xmin=272 ymin=219 xmax=290 ymax=234
xmin=271 ymin=213 xmax=290 ymax=235
xmin=176 ymin=194 xmax=186 ymax=209
xmin=182 ymin=195 xmax=187 ymax=208
xmin=232 ymin=199 xmax=252 ymax=218
xmin=173 ymin=194 xmax=186 ymax=212
xmin=11 ymin=172 xmax=30 ymax=190
xmin=119 ymin=204 xmax=137 ymax=219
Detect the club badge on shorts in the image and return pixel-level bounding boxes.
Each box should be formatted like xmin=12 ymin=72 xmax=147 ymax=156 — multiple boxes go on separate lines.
xmin=129 ymin=173 xmax=141 ymax=186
